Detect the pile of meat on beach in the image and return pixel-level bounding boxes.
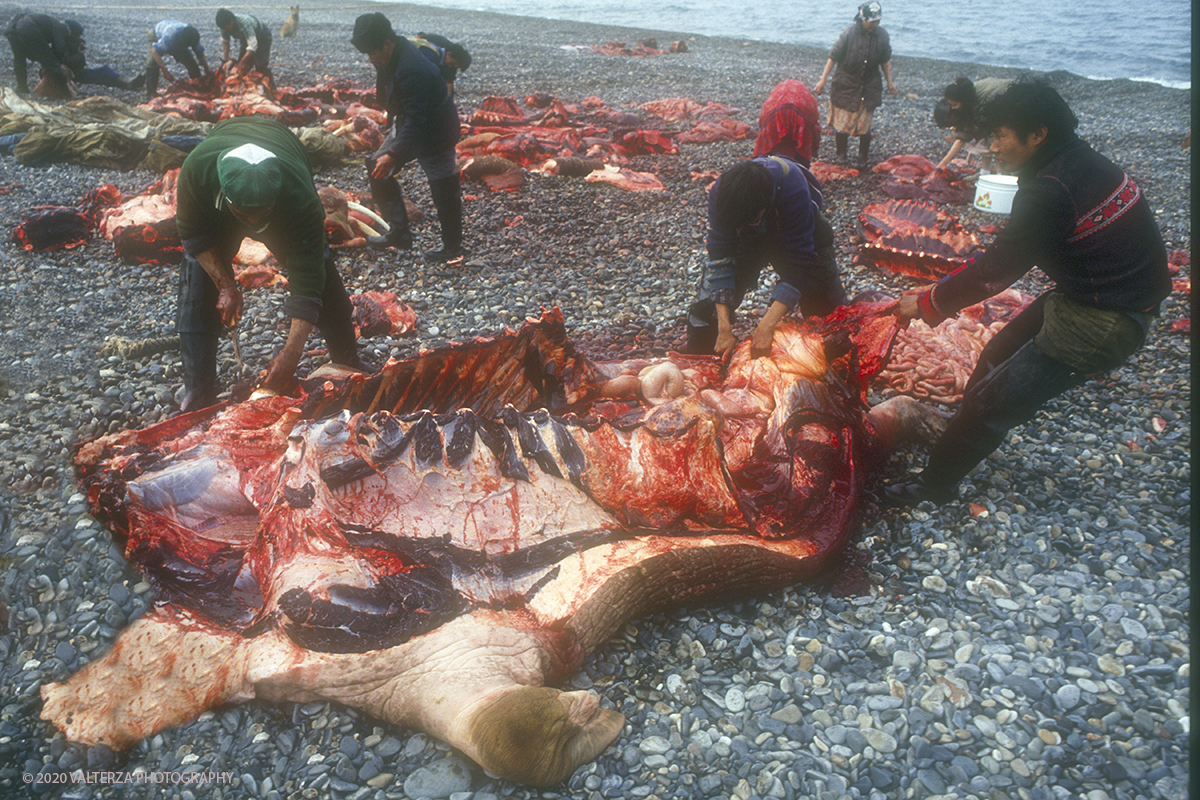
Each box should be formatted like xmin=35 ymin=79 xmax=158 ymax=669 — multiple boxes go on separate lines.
xmin=6 ymin=62 xmax=1186 ymax=363
xmin=5 ymin=65 xmax=762 ymax=267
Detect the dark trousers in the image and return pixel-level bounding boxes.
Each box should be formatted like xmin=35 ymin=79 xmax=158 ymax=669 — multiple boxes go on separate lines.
xmin=921 ymin=295 xmax=1088 ymax=489
xmin=684 ymin=210 xmax=846 ymax=354
xmin=367 ymin=141 xmax=460 ymax=248
xmin=235 ymin=29 xmax=272 ymax=83
xmin=176 ymin=244 xmax=360 ymax=398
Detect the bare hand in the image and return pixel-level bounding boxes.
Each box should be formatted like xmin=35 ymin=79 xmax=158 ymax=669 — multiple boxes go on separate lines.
xmin=749 ymin=323 xmax=775 ymax=359
xmin=261 ymin=347 xmax=302 ymax=395
xmin=893 ymin=287 xmax=932 ymax=326
xmin=371 ymin=153 xmax=397 ymax=181
xmin=813 ymin=79 xmax=825 ymax=95
xmin=714 ymin=329 xmax=737 ymax=358
xmin=216 ymin=285 xmax=243 ymax=328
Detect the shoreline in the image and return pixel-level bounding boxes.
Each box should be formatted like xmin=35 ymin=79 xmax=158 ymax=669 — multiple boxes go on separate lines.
xmin=0 ymin=3 xmax=1190 ymax=800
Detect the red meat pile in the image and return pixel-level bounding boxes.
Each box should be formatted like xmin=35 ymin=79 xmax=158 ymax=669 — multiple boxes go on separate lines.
xmin=872 ymin=154 xmax=974 ymax=205
xmin=855 ymin=199 xmax=983 ymax=280
xmin=456 ymin=93 xmax=749 ymax=191
xmin=586 ymin=38 xmax=688 ymax=56
xmin=12 ymin=184 xmax=123 ymax=252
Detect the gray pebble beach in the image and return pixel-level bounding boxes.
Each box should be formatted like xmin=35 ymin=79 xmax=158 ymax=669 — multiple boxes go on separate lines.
xmin=0 ymin=2 xmax=1190 ymax=799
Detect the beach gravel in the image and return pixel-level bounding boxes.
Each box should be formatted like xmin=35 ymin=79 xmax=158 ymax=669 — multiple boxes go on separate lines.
xmin=0 ymin=3 xmax=1189 ymax=799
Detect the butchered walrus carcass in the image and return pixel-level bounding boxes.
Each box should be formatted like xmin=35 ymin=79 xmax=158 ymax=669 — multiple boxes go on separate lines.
xmin=41 ymin=304 xmax=943 ymax=786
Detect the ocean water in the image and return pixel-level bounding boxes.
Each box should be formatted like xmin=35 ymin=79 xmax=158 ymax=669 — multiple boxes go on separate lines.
xmin=407 ymin=0 xmax=1191 ymax=89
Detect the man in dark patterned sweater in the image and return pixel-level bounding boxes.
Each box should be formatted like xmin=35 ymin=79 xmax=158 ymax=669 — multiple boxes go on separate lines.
xmin=889 ymin=80 xmax=1171 ymax=506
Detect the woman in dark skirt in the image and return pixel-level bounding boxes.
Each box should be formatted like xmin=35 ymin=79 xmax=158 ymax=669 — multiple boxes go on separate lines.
xmin=813 ymin=1 xmax=897 ymax=168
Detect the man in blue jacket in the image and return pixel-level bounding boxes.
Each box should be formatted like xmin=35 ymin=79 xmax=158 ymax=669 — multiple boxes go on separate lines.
xmin=889 ymin=80 xmax=1171 ymax=505
xmin=684 ymin=155 xmax=847 ymax=357
xmin=352 ymin=13 xmax=463 ymax=262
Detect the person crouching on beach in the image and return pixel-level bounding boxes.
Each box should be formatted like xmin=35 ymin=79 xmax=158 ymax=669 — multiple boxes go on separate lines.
xmin=888 ymin=79 xmax=1171 ymax=506
xmin=813 ymin=1 xmax=897 ymax=169
xmin=352 ymin=13 xmax=464 ymax=262
xmin=683 ymin=155 xmax=847 ymax=357
xmin=174 ymin=116 xmax=362 ymax=410
xmin=145 ymin=21 xmax=211 ymax=100
xmin=215 ymin=8 xmax=273 ymax=90
xmin=933 ymin=76 xmax=1013 ymax=172
xmin=5 ymin=13 xmax=78 ymax=98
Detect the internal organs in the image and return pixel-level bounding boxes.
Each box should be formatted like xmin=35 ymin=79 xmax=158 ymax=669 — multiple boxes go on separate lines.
xmin=876 ymin=289 xmax=1033 ymax=405
xmin=856 ymin=200 xmax=982 ymax=280
xmin=44 ymin=306 xmax=904 ymax=785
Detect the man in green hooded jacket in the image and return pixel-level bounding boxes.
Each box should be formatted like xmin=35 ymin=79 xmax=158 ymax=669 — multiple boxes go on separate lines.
xmin=175 ymin=116 xmax=361 ymax=410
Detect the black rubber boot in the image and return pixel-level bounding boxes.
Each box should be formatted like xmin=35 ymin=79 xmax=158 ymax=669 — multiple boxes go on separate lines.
xmin=835 ymin=132 xmax=850 ymax=163
xmin=367 ymin=163 xmax=414 ymax=250
xmin=856 ymin=134 xmax=872 ymax=170
xmin=425 ymin=175 xmax=464 ymax=262
xmin=179 ymin=331 xmax=219 ymax=413
xmin=367 ymin=197 xmax=413 ymax=250
xmin=362 ymin=171 xmax=415 ymax=250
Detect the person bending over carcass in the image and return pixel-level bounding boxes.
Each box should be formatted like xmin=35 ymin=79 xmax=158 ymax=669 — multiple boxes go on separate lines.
xmin=174 ymin=116 xmax=361 ymax=411
xmin=352 ymin=12 xmax=463 ymax=262
xmin=888 ymin=79 xmax=1171 ymax=506
xmin=6 ymin=14 xmax=142 ymax=98
xmin=145 ymin=20 xmax=211 ymax=100
xmin=5 ymin=13 xmax=78 ymax=97
xmin=215 ymin=8 xmax=272 ymax=90
xmin=683 ymin=156 xmax=847 ymax=357
xmin=410 ymin=32 xmax=471 ymax=95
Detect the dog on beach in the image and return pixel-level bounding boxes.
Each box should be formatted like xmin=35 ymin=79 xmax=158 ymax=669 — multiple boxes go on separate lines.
xmin=281 ymin=6 xmax=299 ymax=38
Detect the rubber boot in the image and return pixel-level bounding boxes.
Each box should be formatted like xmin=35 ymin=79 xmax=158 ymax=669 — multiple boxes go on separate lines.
xmin=367 ymin=159 xmax=414 ymax=250
xmin=178 ymin=331 xmax=219 ymax=413
xmin=144 ymin=62 xmax=160 ymax=100
xmin=367 ymin=196 xmax=413 ymax=250
xmin=425 ymin=175 xmax=464 ymax=262
xmin=682 ymin=297 xmax=730 ymax=355
xmin=835 ymin=132 xmax=849 ymax=164
xmin=856 ymin=134 xmax=872 ymax=170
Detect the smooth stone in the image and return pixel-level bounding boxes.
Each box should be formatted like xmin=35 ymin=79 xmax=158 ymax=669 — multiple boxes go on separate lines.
xmin=864 ymin=729 xmax=897 ymax=753
xmin=639 ymin=735 xmax=671 ymax=755
xmin=922 ymin=575 xmax=948 ymax=593
xmin=1055 ymin=684 xmax=1082 ymax=710
xmin=772 ymin=704 xmax=804 ymax=725
xmin=1120 ymin=617 xmax=1149 ymax=639
xmin=402 ymin=757 xmax=472 ymax=799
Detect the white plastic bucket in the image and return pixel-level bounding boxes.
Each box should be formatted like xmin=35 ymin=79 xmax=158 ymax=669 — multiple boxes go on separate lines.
xmin=973 ymin=174 xmax=1019 ymax=214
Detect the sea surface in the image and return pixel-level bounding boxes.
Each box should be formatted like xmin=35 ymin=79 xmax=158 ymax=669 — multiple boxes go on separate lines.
xmin=405 ymin=0 xmax=1192 ymax=89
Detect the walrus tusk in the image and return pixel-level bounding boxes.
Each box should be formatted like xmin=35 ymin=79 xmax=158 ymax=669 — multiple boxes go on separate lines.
xmin=348 ymin=201 xmax=388 ymax=232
